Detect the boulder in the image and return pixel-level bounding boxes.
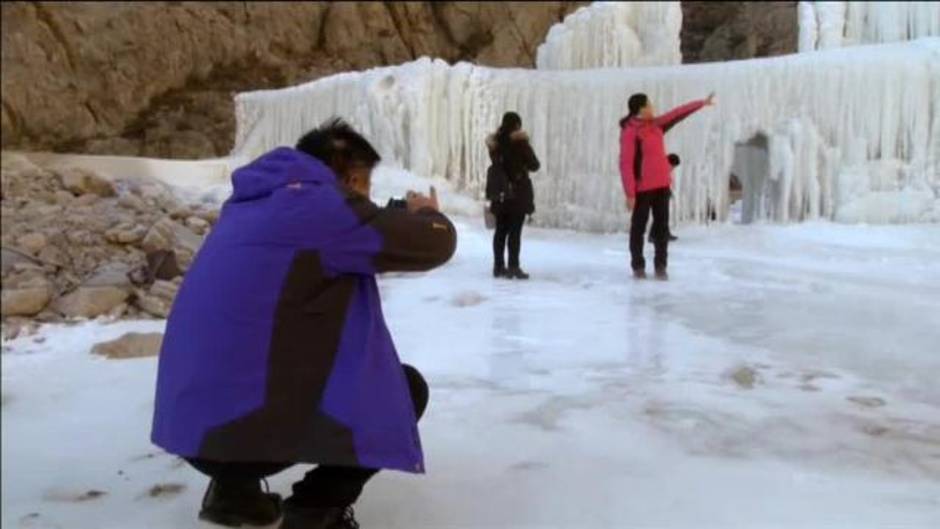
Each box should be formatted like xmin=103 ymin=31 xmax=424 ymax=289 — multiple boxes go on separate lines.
xmin=91 ymin=332 xmax=163 ymax=359
xmin=51 ymin=263 xmax=132 ymax=318
xmin=135 ymin=279 xmax=179 ymax=318
xmin=53 ymin=286 xmax=129 ymax=318
xmin=1 ymin=276 xmax=54 ymax=317
xmin=1 ymin=247 xmax=39 ymax=276
xmin=118 ymin=194 xmax=148 ymax=213
xmin=55 ymin=190 xmax=75 ymax=204
xmin=84 ymin=263 xmax=133 ymax=288
xmin=185 ymin=216 xmax=210 ymax=235
xmin=16 ymin=233 xmax=48 ymax=254
xmin=56 ymin=167 xmax=116 ymax=197
xmin=105 ymin=223 xmax=147 ymax=244
xmin=142 ymin=217 xmax=203 ymax=271
xmin=141 ymin=217 xmax=177 ymax=253
xmin=74 ymin=194 xmax=100 ymax=206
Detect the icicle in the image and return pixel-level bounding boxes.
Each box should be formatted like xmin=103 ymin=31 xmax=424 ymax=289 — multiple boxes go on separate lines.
xmin=799 ymin=2 xmax=820 ymax=53
xmin=535 ymin=2 xmax=682 ymax=70
xmin=232 ymin=39 xmax=940 ymax=229
xmin=800 ymin=1 xmax=940 ymax=51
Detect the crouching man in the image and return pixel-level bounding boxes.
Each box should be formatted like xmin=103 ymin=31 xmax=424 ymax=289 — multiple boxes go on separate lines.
xmin=151 ymin=118 xmax=457 ymax=528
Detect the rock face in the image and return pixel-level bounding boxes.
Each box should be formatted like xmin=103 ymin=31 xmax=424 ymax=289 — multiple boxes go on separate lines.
xmin=681 ymin=2 xmax=797 ymax=63
xmin=2 ymin=2 xmax=584 ymax=159
xmin=2 ymin=2 xmax=796 ymax=159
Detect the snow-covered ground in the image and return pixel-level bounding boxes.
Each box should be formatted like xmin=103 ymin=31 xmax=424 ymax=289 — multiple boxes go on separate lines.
xmin=4 ymin=215 xmax=940 ymax=528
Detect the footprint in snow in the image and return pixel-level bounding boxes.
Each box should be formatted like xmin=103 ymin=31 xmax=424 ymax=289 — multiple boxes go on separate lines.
xmin=451 ymin=291 xmax=486 ymax=307
xmin=508 ymin=460 xmax=550 ymax=472
xmin=18 ymin=512 xmax=61 ymax=529
xmin=42 ymin=489 xmax=107 ymax=503
xmin=847 ymin=396 xmax=887 ymax=408
xmin=129 ymin=451 xmax=164 ymax=462
xmin=143 ymin=483 xmax=186 ymax=500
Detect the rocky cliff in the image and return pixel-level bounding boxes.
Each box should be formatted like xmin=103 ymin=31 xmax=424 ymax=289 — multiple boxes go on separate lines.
xmin=681 ymin=2 xmax=797 ymax=63
xmin=1 ymin=1 xmax=796 ymax=159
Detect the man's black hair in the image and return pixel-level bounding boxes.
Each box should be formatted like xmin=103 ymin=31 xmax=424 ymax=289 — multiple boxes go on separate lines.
xmin=296 ymin=117 xmax=381 ymax=172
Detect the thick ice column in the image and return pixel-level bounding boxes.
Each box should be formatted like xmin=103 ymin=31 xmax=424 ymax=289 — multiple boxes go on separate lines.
xmin=816 ymin=2 xmax=847 ymax=50
xmin=800 ymin=1 xmax=940 ymax=51
xmin=799 ymin=2 xmax=819 ymax=52
xmin=535 ymin=2 xmax=682 ymax=70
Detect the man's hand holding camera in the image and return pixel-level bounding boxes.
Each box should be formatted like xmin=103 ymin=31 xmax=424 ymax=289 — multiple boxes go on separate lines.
xmin=405 ymin=186 xmax=440 ymax=213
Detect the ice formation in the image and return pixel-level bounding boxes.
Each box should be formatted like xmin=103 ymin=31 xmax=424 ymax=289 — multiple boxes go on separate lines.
xmin=799 ymin=1 xmax=940 ymax=52
xmin=233 ymin=39 xmax=940 ymax=231
xmin=535 ymin=1 xmax=682 ymax=70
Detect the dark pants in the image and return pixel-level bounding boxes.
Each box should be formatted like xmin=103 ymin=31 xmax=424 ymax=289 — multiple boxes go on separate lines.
xmin=630 ymin=187 xmax=670 ymax=271
xmin=493 ymin=212 xmax=526 ymax=269
xmin=187 ymin=364 xmax=429 ymax=508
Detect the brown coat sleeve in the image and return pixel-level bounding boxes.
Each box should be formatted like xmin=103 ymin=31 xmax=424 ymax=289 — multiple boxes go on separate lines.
xmin=345 ymin=195 xmax=458 ymax=273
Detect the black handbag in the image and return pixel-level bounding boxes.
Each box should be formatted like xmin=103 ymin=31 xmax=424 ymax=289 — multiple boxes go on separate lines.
xmin=486 ymin=161 xmax=515 ymax=214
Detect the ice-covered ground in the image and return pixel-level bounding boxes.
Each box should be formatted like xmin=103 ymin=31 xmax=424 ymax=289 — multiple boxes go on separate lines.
xmin=3 ymin=214 xmax=940 ymax=528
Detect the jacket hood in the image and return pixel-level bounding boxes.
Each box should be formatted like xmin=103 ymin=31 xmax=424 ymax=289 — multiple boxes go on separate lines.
xmin=230 ymin=147 xmax=337 ymax=202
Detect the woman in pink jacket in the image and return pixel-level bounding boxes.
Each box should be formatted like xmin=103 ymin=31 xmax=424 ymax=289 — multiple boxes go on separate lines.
xmin=619 ymin=92 xmax=714 ymax=279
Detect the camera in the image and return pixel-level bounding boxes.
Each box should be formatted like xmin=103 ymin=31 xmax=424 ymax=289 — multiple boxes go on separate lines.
xmin=386 ymin=197 xmax=408 ymax=210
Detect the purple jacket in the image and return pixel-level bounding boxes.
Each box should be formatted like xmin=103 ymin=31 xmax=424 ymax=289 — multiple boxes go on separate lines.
xmin=151 ymin=147 xmax=456 ymax=473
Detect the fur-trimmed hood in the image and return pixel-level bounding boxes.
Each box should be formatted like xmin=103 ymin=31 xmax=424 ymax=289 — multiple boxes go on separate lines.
xmin=486 ymin=130 xmax=530 ymax=150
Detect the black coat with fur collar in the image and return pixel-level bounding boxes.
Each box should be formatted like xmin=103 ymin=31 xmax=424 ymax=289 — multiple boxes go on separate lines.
xmin=485 ymin=130 xmax=540 ymax=215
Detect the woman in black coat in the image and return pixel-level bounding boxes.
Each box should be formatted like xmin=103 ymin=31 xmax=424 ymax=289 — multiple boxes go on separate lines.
xmin=485 ymin=112 xmax=540 ymax=279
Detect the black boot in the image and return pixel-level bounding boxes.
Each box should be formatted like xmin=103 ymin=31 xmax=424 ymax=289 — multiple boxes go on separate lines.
xmin=507 ymin=267 xmax=530 ymax=280
xmin=654 ymin=268 xmax=669 ymax=281
xmin=281 ymin=501 xmax=359 ymax=529
xmin=198 ymin=479 xmax=282 ymax=527
xmin=650 ymin=232 xmax=678 ymax=243
xmin=494 ymin=265 xmax=507 ymax=278
xmin=633 ymin=268 xmax=647 ymax=280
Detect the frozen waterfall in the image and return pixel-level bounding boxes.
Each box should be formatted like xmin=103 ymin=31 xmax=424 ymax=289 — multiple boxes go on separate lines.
xmin=799 ymin=1 xmax=940 ymax=52
xmin=233 ymin=38 xmax=940 ymax=231
xmin=535 ymin=1 xmax=683 ymax=71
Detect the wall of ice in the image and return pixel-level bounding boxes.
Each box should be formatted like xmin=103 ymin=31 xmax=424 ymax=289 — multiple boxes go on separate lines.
xmin=535 ymin=1 xmax=682 ymax=70
xmin=233 ymin=38 xmax=940 ymax=231
xmin=799 ymin=1 xmax=940 ymax=52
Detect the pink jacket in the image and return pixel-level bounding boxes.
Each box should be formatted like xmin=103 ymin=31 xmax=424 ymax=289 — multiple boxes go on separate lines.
xmin=619 ymin=100 xmax=706 ymax=198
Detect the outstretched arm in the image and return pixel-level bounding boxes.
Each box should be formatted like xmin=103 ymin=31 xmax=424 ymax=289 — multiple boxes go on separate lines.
xmin=655 ymin=99 xmax=708 ymax=133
